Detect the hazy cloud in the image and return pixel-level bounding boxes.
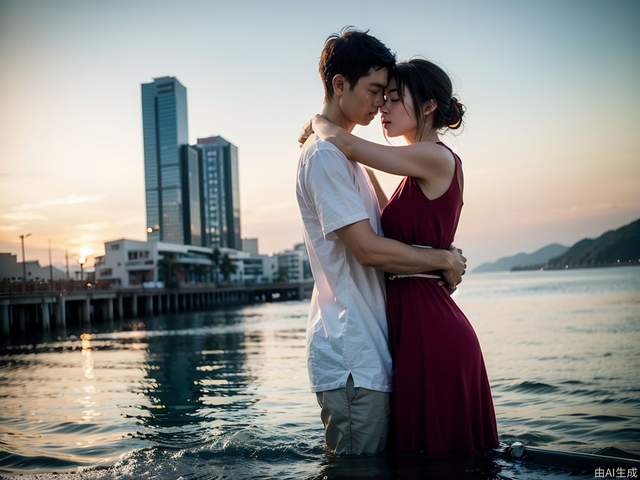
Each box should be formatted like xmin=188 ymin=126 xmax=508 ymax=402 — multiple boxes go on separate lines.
xmin=0 ymin=211 xmax=47 ymax=221
xmin=77 ymin=222 xmax=108 ymax=232
xmin=17 ymin=194 xmax=104 ymax=211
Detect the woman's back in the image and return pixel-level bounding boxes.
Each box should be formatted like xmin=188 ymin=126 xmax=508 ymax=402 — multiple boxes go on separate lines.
xmin=380 ymin=142 xmax=463 ymax=250
xmin=380 ymin=142 xmax=499 ymax=457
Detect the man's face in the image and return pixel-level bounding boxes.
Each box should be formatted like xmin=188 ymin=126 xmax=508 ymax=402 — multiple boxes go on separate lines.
xmin=339 ymin=67 xmax=389 ymax=126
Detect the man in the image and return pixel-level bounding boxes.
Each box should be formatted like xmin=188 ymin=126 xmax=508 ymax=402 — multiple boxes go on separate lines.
xmin=296 ymin=28 xmax=467 ymax=456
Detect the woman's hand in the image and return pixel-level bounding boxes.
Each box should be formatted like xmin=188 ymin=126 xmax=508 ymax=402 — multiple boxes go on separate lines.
xmin=297 ymin=119 xmax=314 ymax=147
xmin=311 ymin=114 xmax=343 ymax=140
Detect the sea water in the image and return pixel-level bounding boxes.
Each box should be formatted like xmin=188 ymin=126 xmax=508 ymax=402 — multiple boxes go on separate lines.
xmin=1 ymin=266 xmax=638 ymax=479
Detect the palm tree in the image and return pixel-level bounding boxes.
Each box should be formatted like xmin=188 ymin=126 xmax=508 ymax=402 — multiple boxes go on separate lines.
xmin=158 ymin=252 xmax=180 ymax=289
xmin=220 ymin=253 xmax=237 ymax=283
xmin=211 ymin=247 xmax=221 ymax=284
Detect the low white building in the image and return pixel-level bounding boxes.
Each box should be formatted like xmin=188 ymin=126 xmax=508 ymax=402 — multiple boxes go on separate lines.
xmin=95 ymin=239 xmax=214 ymax=288
xmin=293 ymin=242 xmax=312 ymax=280
xmin=207 ymin=248 xmax=276 ymax=285
xmin=0 ymin=252 xmax=66 ymax=282
xmin=94 ymin=239 xmax=278 ymax=288
xmin=240 ymin=254 xmax=278 ymax=284
xmin=275 ymin=244 xmax=312 ymax=283
xmin=94 ymin=239 xmax=154 ymax=288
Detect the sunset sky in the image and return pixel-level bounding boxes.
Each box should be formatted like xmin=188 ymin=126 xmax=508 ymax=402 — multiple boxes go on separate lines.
xmin=1 ymin=0 xmax=639 ymax=270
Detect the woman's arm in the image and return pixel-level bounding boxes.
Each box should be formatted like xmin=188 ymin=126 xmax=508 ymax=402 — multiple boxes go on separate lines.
xmin=311 ymin=114 xmax=452 ymax=180
xmin=365 ymin=167 xmax=388 ymax=210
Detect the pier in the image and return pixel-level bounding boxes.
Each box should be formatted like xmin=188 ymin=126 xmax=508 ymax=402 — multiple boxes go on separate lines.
xmin=0 ymin=282 xmax=314 ymax=336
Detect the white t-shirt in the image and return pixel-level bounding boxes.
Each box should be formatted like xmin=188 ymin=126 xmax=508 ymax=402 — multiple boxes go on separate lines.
xmin=296 ymin=135 xmax=392 ymax=393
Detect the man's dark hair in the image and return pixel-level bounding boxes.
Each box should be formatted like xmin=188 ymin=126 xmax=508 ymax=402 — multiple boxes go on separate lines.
xmin=319 ymin=27 xmax=396 ymax=100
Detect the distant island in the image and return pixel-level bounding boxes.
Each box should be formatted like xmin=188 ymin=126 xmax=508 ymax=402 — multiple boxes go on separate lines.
xmin=474 ymin=217 xmax=640 ymax=273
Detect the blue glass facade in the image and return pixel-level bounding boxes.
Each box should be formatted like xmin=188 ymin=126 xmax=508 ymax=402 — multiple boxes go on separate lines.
xmin=180 ymin=145 xmax=203 ymax=246
xmin=195 ymin=136 xmax=241 ymax=250
xmin=141 ymin=77 xmax=189 ymax=244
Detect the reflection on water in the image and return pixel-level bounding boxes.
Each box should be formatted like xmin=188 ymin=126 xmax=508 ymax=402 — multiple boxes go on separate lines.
xmin=0 ymin=267 xmax=638 ymax=479
xmin=137 ymin=314 xmax=259 ymax=449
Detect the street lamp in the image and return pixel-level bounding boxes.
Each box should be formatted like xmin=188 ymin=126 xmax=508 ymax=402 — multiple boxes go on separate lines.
xmin=78 ymin=256 xmax=86 ymax=285
xmin=146 ymin=225 xmax=160 ymax=235
xmin=19 ymin=233 xmax=31 ymax=290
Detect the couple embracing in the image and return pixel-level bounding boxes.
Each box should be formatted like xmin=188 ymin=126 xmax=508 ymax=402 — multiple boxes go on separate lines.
xmin=296 ymin=28 xmax=499 ymax=459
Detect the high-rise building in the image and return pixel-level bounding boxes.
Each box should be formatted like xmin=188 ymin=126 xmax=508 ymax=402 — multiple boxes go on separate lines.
xmin=141 ymin=76 xmax=189 ymax=244
xmin=181 ymin=145 xmax=203 ymax=246
xmin=195 ymin=136 xmax=241 ymax=249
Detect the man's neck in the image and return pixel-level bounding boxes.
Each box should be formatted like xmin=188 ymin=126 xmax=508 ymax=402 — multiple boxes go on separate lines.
xmin=321 ymin=101 xmax=356 ymax=133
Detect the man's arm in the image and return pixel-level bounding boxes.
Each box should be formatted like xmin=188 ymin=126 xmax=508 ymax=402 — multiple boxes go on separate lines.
xmin=335 ymin=220 xmax=466 ymax=287
xmin=303 ymin=148 xmax=466 ymax=290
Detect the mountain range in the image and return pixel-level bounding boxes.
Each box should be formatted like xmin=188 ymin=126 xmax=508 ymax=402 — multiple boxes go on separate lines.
xmin=473 ymin=244 xmax=568 ymax=273
xmin=473 ymin=217 xmax=640 ymax=273
xmin=541 ymin=217 xmax=640 ymax=270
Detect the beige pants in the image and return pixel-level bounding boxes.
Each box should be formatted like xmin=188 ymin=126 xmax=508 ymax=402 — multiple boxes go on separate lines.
xmin=315 ymin=374 xmax=390 ymax=455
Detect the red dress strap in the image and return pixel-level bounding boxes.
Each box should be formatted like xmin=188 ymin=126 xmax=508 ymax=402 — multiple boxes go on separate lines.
xmin=437 ymin=141 xmax=464 ymax=204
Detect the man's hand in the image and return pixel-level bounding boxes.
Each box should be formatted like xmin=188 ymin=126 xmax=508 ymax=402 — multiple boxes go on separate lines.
xmin=298 ymin=119 xmax=314 ymax=147
xmin=438 ymin=246 xmax=467 ymax=294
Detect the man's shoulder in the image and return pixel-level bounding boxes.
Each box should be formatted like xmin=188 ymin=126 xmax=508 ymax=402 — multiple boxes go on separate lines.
xmin=300 ymin=135 xmax=348 ymax=165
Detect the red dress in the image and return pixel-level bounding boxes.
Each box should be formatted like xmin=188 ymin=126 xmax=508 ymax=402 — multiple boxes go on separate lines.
xmin=381 ymin=142 xmax=499 ymax=457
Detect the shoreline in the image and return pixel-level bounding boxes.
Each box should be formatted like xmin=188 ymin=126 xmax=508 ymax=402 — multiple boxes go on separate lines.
xmin=510 ymin=262 xmax=640 ymax=272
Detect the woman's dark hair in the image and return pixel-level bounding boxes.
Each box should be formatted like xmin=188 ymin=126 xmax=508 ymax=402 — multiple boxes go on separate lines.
xmin=319 ymin=27 xmax=396 ymax=100
xmin=393 ymin=59 xmax=465 ymax=134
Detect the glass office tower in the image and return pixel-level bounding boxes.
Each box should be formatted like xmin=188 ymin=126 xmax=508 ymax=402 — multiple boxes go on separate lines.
xmin=141 ymin=76 xmax=189 ymax=244
xmin=194 ymin=136 xmax=241 ymax=250
xmin=180 ymin=145 xmax=203 ymax=246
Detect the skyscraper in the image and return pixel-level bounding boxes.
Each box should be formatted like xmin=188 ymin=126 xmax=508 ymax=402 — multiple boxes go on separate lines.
xmin=195 ymin=136 xmax=241 ymax=250
xmin=141 ymin=76 xmax=189 ymax=244
xmin=181 ymin=145 xmax=203 ymax=246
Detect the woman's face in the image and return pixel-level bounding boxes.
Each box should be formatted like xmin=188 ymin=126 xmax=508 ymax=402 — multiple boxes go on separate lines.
xmin=380 ymin=78 xmax=417 ymax=138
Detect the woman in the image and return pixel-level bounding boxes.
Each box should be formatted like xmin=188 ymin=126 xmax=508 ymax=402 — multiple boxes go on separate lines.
xmin=309 ymin=59 xmax=499 ymax=458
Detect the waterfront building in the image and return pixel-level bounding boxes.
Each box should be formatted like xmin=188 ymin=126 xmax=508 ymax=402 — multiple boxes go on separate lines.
xmin=0 ymin=253 xmax=66 ymax=282
xmin=293 ymin=242 xmax=312 ymax=280
xmin=242 ymin=238 xmax=259 ymax=256
xmin=94 ymin=239 xmax=277 ymax=288
xmin=240 ymin=254 xmax=277 ymax=284
xmin=141 ymin=76 xmax=190 ymax=245
xmin=181 ymin=145 xmax=204 ymax=246
xmin=276 ymin=250 xmax=303 ymax=283
xmin=274 ymin=244 xmax=312 ymax=283
xmin=194 ymin=136 xmax=241 ymax=250
xmin=95 ymin=239 xmax=212 ymax=288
